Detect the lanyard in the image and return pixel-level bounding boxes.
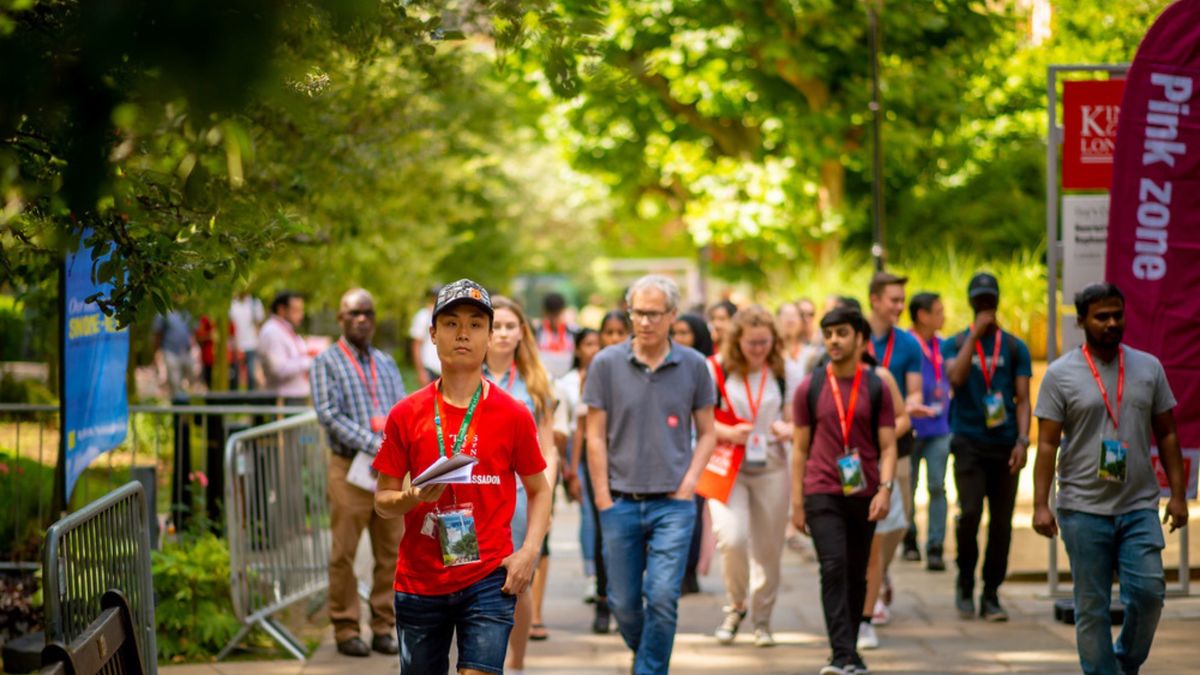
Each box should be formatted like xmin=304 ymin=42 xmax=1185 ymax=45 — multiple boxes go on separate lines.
xmin=868 ymin=328 xmax=896 ymax=368
xmin=541 ymin=320 xmax=569 ymax=351
xmin=911 ymin=330 xmax=942 ymax=387
xmin=337 ymin=339 xmax=381 ymax=411
xmin=495 ymin=362 xmax=518 ymax=392
xmin=1082 ymin=345 xmax=1124 ymax=430
xmin=434 ymin=381 xmax=483 ymax=458
xmin=974 ymin=330 xmax=1003 ymax=392
xmin=826 ymin=363 xmax=864 ymax=453
xmin=742 ymin=367 xmax=770 ymax=423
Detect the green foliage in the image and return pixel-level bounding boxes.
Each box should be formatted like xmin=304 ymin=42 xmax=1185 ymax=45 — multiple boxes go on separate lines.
xmin=0 ymin=295 xmax=23 ymax=359
xmin=151 ymin=532 xmax=243 ymax=662
xmin=0 ymin=451 xmax=52 ymax=560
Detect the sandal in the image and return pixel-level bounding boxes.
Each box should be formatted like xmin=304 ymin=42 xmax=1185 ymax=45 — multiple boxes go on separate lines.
xmin=529 ymin=623 xmax=549 ymax=641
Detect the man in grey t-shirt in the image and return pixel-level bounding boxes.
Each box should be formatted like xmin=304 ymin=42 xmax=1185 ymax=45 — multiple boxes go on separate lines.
xmin=583 ymin=274 xmax=716 ymax=675
xmin=1033 ymin=283 xmax=1188 ymax=675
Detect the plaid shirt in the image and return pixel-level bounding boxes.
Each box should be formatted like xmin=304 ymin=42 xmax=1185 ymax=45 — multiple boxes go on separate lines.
xmin=311 ymin=340 xmax=406 ymax=458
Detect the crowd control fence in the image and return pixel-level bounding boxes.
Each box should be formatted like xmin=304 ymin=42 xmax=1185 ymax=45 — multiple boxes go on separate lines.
xmin=218 ymin=411 xmax=331 ymax=661
xmin=42 ymin=482 xmax=156 ymax=675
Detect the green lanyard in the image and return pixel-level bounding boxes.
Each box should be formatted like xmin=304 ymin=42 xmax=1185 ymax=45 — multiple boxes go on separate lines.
xmin=434 ymin=381 xmax=483 ymax=458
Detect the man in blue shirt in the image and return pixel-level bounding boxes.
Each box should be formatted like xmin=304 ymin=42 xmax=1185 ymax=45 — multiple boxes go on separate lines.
xmin=942 ymin=272 xmax=1032 ymax=622
xmin=905 ymin=292 xmax=952 ymax=571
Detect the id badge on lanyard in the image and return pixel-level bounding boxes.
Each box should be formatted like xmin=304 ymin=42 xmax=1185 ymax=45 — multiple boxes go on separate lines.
xmin=745 ymin=432 xmax=768 ymax=466
xmin=422 ymin=502 xmax=482 ymax=568
xmin=837 ymin=450 xmax=867 ymax=495
xmin=984 ymin=392 xmax=1006 ymax=428
xmin=1084 ymin=345 xmax=1127 ymax=483
xmin=976 ymin=333 xmax=1006 ymax=428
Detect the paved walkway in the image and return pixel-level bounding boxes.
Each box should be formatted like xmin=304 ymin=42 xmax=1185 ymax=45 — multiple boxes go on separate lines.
xmin=164 ymin=492 xmax=1200 ymax=675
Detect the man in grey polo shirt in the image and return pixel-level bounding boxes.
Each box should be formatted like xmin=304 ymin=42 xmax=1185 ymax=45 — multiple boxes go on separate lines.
xmin=584 ymin=274 xmax=717 ymax=675
xmin=1033 ymin=282 xmax=1188 ymax=675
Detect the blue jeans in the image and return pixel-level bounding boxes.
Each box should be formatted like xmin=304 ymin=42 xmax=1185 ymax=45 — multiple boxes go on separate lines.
xmin=577 ymin=451 xmax=597 ymax=575
xmin=1058 ymin=508 xmax=1166 ymax=675
xmin=908 ymin=434 xmax=950 ymax=550
xmin=600 ymin=496 xmax=695 ymax=675
xmin=393 ymin=567 xmax=516 ymax=674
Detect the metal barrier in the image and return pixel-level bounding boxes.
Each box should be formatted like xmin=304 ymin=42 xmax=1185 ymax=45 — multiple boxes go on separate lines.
xmin=40 ymin=590 xmax=144 ymax=675
xmin=43 ymin=482 xmax=156 ymax=675
xmin=219 ymin=411 xmax=331 ymax=661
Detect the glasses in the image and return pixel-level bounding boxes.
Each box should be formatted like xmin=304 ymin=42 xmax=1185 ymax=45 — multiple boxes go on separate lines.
xmin=347 ymin=309 xmax=376 ymax=319
xmin=799 ymin=311 xmax=815 ymax=319
xmin=629 ymin=309 xmax=670 ymax=324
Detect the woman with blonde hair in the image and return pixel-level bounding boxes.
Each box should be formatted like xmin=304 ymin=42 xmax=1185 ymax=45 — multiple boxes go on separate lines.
xmin=484 ymin=296 xmax=559 ymax=670
xmin=705 ymin=305 xmax=794 ymax=648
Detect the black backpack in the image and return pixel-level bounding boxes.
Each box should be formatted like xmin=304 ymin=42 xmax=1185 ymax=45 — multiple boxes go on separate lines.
xmin=806 ymin=367 xmax=886 ymax=452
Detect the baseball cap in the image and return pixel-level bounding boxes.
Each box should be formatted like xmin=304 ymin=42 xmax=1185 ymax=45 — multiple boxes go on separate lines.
xmin=432 ymin=279 xmax=493 ymax=325
xmin=967 ymin=272 xmax=1000 ymax=300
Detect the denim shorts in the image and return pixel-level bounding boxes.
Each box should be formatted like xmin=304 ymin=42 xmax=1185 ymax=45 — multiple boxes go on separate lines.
xmin=393 ymin=567 xmax=516 ymax=674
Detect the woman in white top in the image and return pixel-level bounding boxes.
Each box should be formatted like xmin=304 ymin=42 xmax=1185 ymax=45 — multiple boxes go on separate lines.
xmin=706 ymin=305 xmax=794 ymax=648
xmin=779 ymin=299 xmax=822 ymax=399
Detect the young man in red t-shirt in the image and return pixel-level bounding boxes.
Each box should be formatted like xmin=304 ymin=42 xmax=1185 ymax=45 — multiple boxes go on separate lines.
xmin=373 ymin=279 xmax=551 ymax=675
xmin=791 ymin=307 xmax=898 ymax=675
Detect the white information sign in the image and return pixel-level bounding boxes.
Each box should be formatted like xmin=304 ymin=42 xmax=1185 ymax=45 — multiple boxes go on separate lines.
xmin=1061 ymin=195 xmax=1110 ymax=351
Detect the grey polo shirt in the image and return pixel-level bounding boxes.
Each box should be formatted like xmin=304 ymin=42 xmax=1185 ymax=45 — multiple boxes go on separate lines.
xmin=1035 ymin=345 xmax=1176 ymax=516
xmin=583 ymin=339 xmax=716 ymax=494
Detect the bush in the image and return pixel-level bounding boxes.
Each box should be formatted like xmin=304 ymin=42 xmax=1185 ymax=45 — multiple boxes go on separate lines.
xmin=0 ymin=297 xmax=24 ymax=361
xmin=151 ymin=533 xmax=242 ymax=662
xmin=0 ymin=452 xmax=54 ymax=561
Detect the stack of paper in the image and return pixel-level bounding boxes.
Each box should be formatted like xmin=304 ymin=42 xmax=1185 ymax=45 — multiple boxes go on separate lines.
xmin=412 ymin=454 xmax=479 ymax=487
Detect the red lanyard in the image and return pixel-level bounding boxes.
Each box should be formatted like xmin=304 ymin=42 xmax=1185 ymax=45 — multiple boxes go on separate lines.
xmin=337 ymin=339 xmax=381 ymax=411
xmin=743 ymin=367 xmax=770 ymax=423
xmin=1082 ymin=345 xmax=1124 ymax=430
xmin=867 ymin=328 xmax=896 ymax=368
xmin=974 ymin=330 xmax=1003 ymax=392
xmin=492 ymin=362 xmax=518 ymax=392
xmin=826 ymin=364 xmax=864 ymax=452
xmin=911 ymin=330 xmax=942 ymax=386
xmin=541 ymin=320 xmax=569 ymax=351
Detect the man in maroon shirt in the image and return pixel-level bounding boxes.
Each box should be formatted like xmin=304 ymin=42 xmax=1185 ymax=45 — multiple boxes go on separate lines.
xmin=791 ymin=307 xmax=898 ymax=675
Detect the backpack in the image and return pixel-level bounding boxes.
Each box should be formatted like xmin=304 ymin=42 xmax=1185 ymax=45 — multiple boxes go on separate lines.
xmin=806 ymin=366 xmax=885 ymax=453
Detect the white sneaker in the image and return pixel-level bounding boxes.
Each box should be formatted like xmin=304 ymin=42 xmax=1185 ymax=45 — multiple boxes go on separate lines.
xmin=857 ymin=621 xmax=879 ymax=650
xmin=714 ymin=606 xmax=746 ymax=644
xmin=753 ymin=625 xmax=775 ymax=648
xmin=871 ymin=599 xmax=891 ymax=626
xmin=582 ymin=575 xmax=597 ymax=604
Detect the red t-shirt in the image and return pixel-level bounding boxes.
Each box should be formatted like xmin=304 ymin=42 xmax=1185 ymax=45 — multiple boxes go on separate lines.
xmin=372 ymin=381 xmax=546 ymax=595
xmin=793 ymin=367 xmax=895 ymax=497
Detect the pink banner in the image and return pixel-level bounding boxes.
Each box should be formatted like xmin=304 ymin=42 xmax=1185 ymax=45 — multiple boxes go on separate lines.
xmin=1106 ymin=0 xmax=1200 ymax=456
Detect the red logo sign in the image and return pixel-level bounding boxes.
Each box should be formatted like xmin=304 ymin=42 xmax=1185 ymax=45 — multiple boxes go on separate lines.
xmin=667 ymin=415 xmax=679 ymax=428
xmin=1062 ymin=79 xmax=1126 ymax=190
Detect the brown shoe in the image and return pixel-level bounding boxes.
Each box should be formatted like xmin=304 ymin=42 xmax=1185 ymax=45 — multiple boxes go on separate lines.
xmin=336 ymin=636 xmax=370 ymax=658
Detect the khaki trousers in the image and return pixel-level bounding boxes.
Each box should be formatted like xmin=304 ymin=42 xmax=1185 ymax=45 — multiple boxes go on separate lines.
xmin=708 ymin=462 xmax=791 ymax=626
xmin=328 ymin=453 xmax=405 ymax=642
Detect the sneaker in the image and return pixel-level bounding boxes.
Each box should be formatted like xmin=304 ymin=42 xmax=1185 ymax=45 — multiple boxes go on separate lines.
xmin=980 ymin=592 xmax=1009 ymax=622
xmin=850 ymin=655 xmax=871 ymax=674
xmin=956 ymin=586 xmax=975 ymax=620
xmin=926 ymin=546 xmax=946 ymax=572
xmin=871 ymin=599 xmax=891 ymax=626
xmin=819 ymin=659 xmax=852 ymax=675
xmin=856 ymin=622 xmax=879 ymax=650
xmin=714 ymin=606 xmax=747 ymax=644
xmin=753 ymin=625 xmax=776 ymax=648
xmin=902 ymin=531 xmax=921 ymax=562
xmin=583 ymin=575 xmax=597 ymax=604
xmin=592 ymin=598 xmax=611 ymax=634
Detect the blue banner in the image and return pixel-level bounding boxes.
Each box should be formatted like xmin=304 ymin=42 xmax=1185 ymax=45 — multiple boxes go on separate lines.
xmin=63 ymin=231 xmax=129 ymax=499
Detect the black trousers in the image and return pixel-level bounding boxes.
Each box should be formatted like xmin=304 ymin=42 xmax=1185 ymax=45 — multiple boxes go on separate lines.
xmin=805 ymin=493 xmax=876 ymax=663
xmin=952 ymin=436 xmax=1020 ymax=594
xmin=581 ymin=453 xmax=608 ymax=599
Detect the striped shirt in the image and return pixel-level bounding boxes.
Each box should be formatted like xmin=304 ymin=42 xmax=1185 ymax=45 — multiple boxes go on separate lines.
xmin=311 ymin=340 xmax=406 ymax=458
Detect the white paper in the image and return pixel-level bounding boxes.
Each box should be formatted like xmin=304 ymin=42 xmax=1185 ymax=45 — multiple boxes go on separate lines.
xmin=412 ymin=454 xmax=479 ymax=488
xmin=347 ymin=451 xmax=378 ymax=492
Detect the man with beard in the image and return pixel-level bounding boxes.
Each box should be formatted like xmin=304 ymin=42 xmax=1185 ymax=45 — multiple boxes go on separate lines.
xmin=1033 ymin=282 xmax=1188 ymax=675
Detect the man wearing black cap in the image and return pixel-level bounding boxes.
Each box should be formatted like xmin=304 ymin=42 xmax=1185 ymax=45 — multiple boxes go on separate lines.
xmin=373 ymin=279 xmax=552 ymax=675
xmin=942 ymin=272 xmax=1032 ymax=622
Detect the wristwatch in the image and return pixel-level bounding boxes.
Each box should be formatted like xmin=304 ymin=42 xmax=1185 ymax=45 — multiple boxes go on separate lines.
xmin=1017 ymin=435 xmax=1030 ymax=447
xmin=879 ymin=480 xmax=895 ymax=491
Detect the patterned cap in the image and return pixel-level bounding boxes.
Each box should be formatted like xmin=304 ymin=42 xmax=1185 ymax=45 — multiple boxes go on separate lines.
xmin=432 ymin=279 xmax=493 ymax=324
